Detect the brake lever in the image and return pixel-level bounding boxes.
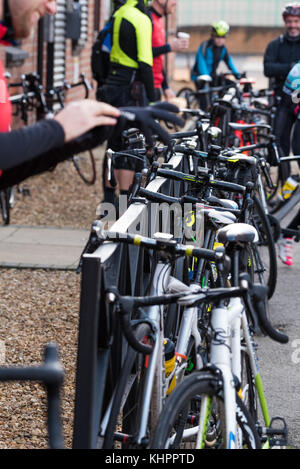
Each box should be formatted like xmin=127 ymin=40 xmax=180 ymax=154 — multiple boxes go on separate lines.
xmin=128 ymin=172 xmax=143 ymax=204
xmin=106 ymin=149 xmax=117 ymax=188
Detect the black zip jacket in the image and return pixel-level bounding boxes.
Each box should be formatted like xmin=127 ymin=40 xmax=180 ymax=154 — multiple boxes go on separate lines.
xmin=0 ymin=120 xmax=111 ymax=190
xmin=264 ymin=33 xmax=300 ymax=95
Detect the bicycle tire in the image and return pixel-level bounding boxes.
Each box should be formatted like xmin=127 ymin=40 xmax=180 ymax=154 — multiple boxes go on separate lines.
xmin=176 ymin=87 xmax=199 ymax=110
xmin=0 ymin=189 xmax=10 ymax=225
xmin=151 ymin=371 xmax=261 ymax=449
xmin=250 ymin=193 xmax=277 ymax=299
xmin=72 ymin=149 xmax=97 ymax=185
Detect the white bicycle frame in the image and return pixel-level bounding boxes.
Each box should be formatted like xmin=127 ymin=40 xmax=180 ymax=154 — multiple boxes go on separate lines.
xmin=171 ymin=295 xmax=253 ymax=449
xmin=209 ymin=296 xmax=244 ymax=449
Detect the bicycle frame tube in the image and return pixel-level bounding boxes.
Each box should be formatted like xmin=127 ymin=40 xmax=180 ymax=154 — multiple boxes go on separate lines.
xmin=137 ymin=261 xmax=171 ymax=444
xmin=175 ymin=303 xmax=202 ymax=380
xmin=241 ymin=311 xmax=271 ymax=429
xmin=257 ymin=172 xmax=270 ymax=216
xmin=209 ymin=297 xmax=245 ymax=448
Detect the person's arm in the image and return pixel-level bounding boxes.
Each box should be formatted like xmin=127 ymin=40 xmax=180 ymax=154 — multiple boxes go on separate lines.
xmin=0 ymin=100 xmax=120 ymax=170
xmin=136 ymin=14 xmax=155 ymax=102
xmin=152 ymin=44 xmax=171 ymax=58
xmin=264 ymin=40 xmax=291 ymax=78
xmin=152 ymin=37 xmax=188 ymax=58
xmin=0 ymin=124 xmax=113 ymax=190
xmin=0 ymin=103 xmax=183 ymax=190
xmin=0 ymin=120 xmax=65 ymax=170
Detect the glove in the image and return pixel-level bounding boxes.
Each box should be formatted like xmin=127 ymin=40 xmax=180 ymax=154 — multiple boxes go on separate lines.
xmin=235 ymin=73 xmax=242 ymax=80
xmin=116 ymin=102 xmax=185 ymax=145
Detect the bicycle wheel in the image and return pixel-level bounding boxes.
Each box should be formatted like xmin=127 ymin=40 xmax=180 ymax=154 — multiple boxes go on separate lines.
xmin=176 ymin=87 xmax=199 ymax=110
xmin=151 ymin=371 xmax=261 ymax=449
xmin=0 ymin=189 xmax=10 ymax=225
xmin=72 ymin=150 xmax=96 ymax=185
xmin=250 ymin=194 xmax=277 ymax=299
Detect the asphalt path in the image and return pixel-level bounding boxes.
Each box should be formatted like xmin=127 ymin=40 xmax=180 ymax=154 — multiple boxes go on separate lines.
xmin=256 ymin=207 xmax=300 ymax=449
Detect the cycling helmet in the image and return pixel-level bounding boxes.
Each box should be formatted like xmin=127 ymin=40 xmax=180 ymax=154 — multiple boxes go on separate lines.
xmin=211 ymin=20 xmax=230 ymax=37
xmin=282 ymin=3 xmax=300 ymax=18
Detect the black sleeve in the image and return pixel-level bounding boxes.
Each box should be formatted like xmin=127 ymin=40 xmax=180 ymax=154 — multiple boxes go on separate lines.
xmin=264 ymin=40 xmax=291 ymax=78
xmin=138 ymin=61 xmax=156 ymax=102
xmin=0 ymin=125 xmax=112 ymax=191
xmin=162 ymin=69 xmax=169 ymax=90
xmin=152 ymin=44 xmax=171 ymax=58
xmin=0 ymin=119 xmax=65 ymax=170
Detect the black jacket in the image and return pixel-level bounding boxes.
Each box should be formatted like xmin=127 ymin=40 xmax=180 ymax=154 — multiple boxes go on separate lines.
xmin=264 ymin=33 xmax=300 ymax=95
xmin=0 ymin=121 xmax=111 ymax=190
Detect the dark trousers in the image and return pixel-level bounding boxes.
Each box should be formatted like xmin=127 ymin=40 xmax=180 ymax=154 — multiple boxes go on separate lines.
xmin=98 ymin=82 xmax=148 ymax=187
xmin=273 ymin=93 xmax=300 ymax=177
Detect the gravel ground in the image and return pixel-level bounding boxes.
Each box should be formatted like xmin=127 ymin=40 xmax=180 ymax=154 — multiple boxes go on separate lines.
xmin=0 ymin=269 xmax=80 ymax=449
xmin=9 ymin=145 xmax=106 ymax=229
xmin=0 ymin=146 xmax=108 ymax=449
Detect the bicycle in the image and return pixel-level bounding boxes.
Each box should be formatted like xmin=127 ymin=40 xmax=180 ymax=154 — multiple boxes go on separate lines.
xmin=151 ymin=225 xmax=288 ymax=449
xmin=77 ymin=224 xmax=224 ymax=449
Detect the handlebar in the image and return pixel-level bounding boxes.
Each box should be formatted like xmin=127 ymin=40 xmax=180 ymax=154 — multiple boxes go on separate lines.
xmin=136 ymin=187 xmax=241 ymax=216
xmin=239 ymin=274 xmax=289 ymax=344
xmin=106 ymin=269 xmax=288 ymax=356
xmin=156 ymin=168 xmax=246 ymax=194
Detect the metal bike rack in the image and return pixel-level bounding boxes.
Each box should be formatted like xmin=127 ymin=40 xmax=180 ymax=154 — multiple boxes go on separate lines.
xmin=72 ymin=153 xmax=189 ymax=449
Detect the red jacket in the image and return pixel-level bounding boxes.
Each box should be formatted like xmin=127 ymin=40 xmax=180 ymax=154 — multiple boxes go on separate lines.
xmin=0 ymin=60 xmax=11 ymax=133
xmin=152 ymin=10 xmax=165 ymax=89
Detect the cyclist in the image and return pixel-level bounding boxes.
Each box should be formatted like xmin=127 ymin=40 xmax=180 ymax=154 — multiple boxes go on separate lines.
xmin=149 ymin=0 xmax=189 ymax=102
xmin=264 ymin=3 xmax=300 ymax=99
xmin=191 ymin=20 xmax=240 ymax=86
xmin=264 ymin=3 xmax=300 ymax=185
xmin=0 ymin=0 xmax=182 ymax=191
xmin=275 ymin=59 xmax=300 ymax=266
xmin=98 ymin=0 xmax=155 ymax=206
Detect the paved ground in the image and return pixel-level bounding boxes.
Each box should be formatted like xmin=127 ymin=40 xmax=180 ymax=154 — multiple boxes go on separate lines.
xmin=0 ymin=225 xmax=89 ymax=270
xmin=257 ymin=208 xmax=300 ymax=449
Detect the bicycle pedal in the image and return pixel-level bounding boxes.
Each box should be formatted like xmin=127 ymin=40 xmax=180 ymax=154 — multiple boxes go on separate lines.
xmin=263 ymin=417 xmax=288 ymax=447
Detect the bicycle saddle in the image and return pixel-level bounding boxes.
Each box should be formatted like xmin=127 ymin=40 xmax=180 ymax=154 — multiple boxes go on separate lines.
xmin=206 ymin=196 xmax=239 ymax=210
xmin=216 ymin=223 xmax=259 ymax=244
xmin=203 ymin=208 xmax=237 ymax=225
xmin=196 ymin=74 xmax=212 ymax=84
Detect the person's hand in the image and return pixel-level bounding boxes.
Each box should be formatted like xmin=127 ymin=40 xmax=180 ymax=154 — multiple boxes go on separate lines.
xmin=164 ymin=88 xmax=176 ymax=100
xmin=169 ymin=37 xmax=189 ymax=52
xmin=54 ymin=100 xmax=120 ymax=142
xmin=117 ymin=102 xmax=184 ymax=145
